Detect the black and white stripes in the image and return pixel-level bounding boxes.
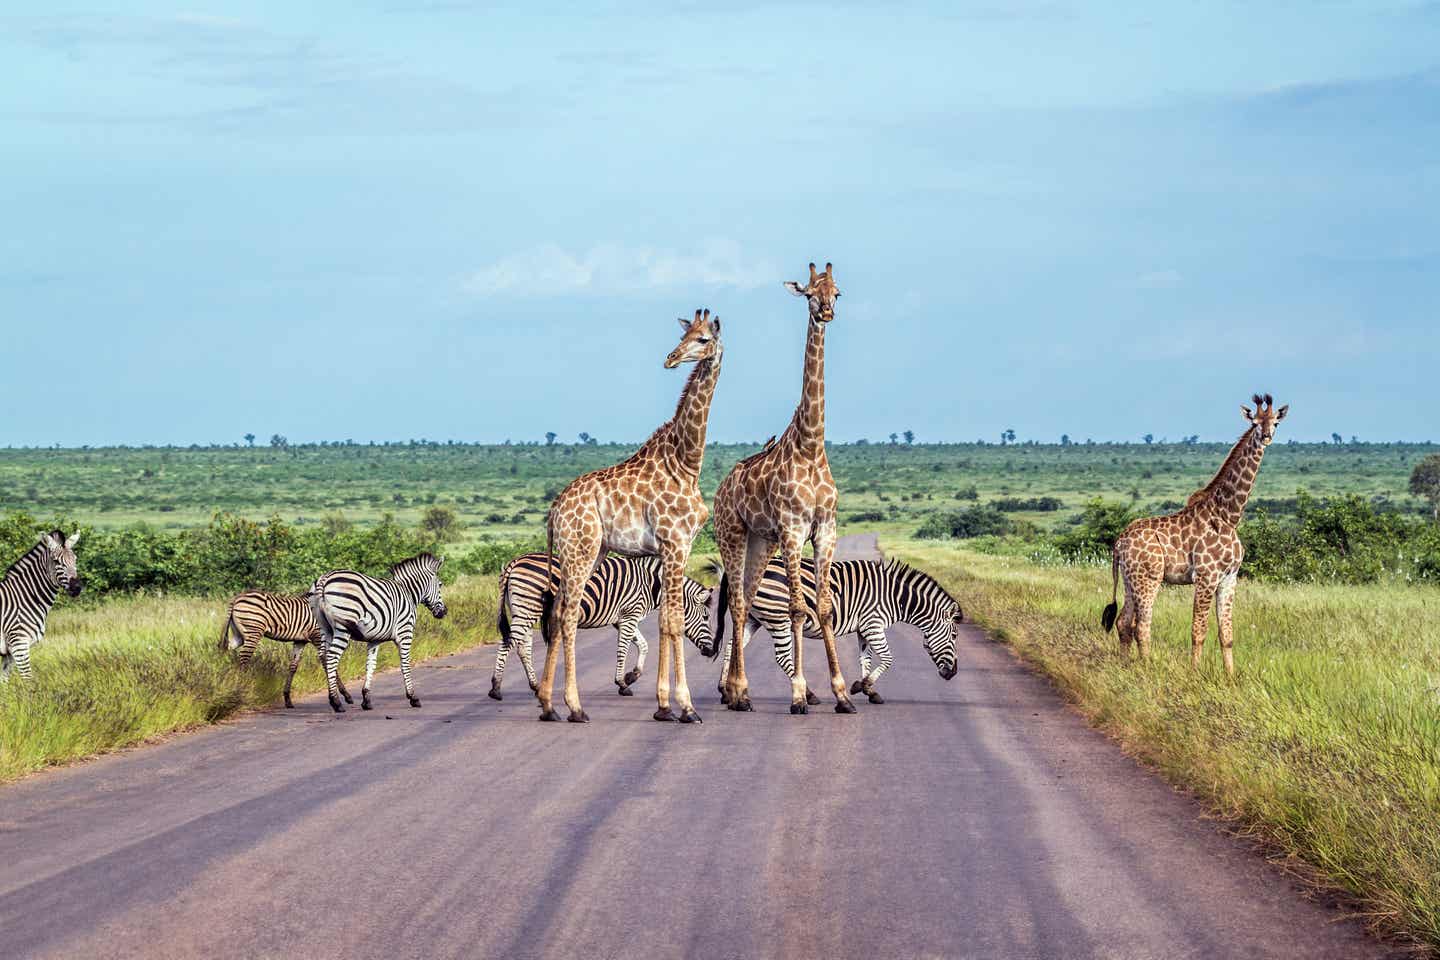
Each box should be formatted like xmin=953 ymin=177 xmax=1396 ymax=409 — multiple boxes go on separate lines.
xmin=719 ymin=557 xmax=962 ymax=703
xmin=0 ymin=531 xmax=82 ymax=681
xmin=311 ymin=552 xmax=447 ymax=713
xmin=491 ymin=552 xmax=714 ymax=700
xmin=220 ymin=590 xmax=346 ymax=708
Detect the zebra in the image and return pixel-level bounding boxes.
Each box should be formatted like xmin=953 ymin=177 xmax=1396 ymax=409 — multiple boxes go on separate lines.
xmin=715 ymin=556 xmax=962 ymax=704
xmin=489 ymin=552 xmax=715 ymax=701
xmin=220 ymin=590 xmax=351 ymax=709
xmin=1 ymin=531 xmax=82 ymax=681
xmin=310 ymin=552 xmax=447 ymax=713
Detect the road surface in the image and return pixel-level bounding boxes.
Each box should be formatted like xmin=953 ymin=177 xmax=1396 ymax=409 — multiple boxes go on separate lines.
xmin=0 ymin=535 xmax=1392 ymax=959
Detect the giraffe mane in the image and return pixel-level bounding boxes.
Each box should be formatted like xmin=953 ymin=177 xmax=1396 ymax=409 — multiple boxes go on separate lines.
xmin=1187 ymin=422 xmax=1259 ymax=508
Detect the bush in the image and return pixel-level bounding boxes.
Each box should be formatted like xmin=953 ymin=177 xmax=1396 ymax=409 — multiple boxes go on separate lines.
xmin=1052 ymin=498 xmax=1137 ymax=560
xmin=846 ymin=510 xmax=886 ymax=523
xmin=991 ymin=496 xmax=1063 ymax=512
xmin=1240 ymin=492 xmax=1440 ymax=584
xmin=915 ymin=504 xmax=1012 ymax=540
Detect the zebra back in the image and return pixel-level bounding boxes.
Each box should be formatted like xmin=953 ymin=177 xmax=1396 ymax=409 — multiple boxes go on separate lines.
xmin=499 ymin=552 xmax=711 ymax=641
xmin=224 ymin=591 xmax=320 ymax=647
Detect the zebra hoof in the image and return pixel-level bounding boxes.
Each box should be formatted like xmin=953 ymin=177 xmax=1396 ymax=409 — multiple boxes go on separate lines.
xmin=835 ymin=698 xmax=857 ymax=714
xmin=653 ymin=707 xmax=676 ymax=722
xmin=329 ymin=697 xmax=346 ymax=714
xmin=679 ymin=708 xmax=702 ymax=724
xmin=729 ymin=697 xmax=753 ymax=713
xmin=567 ymin=710 xmax=589 ymax=724
xmin=284 ymin=696 xmax=294 ymax=709
xmin=617 ymin=685 xmax=634 ymax=697
xmin=342 ymin=692 xmax=354 ymax=704
xmin=867 ymin=691 xmax=885 ymax=705
xmin=623 ymin=669 xmax=641 ymax=686
xmin=790 ymin=700 xmax=808 ymax=715
xmin=487 ymin=687 xmax=503 ymax=701
xmin=361 ymin=696 xmax=373 ymax=711
xmin=409 ymin=697 xmax=422 ymax=708
xmin=806 ymin=689 xmax=820 ymax=705
xmin=849 ymin=679 xmax=864 ymax=695
xmin=719 ymin=687 xmax=733 ymax=705
xmin=539 ymin=709 xmax=561 ymax=722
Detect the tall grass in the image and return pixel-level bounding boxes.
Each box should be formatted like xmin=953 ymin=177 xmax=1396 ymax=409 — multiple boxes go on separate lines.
xmin=0 ymin=576 xmax=499 ymax=782
xmin=885 ymin=537 xmax=1440 ymax=952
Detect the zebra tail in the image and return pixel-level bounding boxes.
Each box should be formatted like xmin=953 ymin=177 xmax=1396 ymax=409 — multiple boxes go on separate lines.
xmin=540 ymin=512 xmax=557 ymax=646
xmin=1100 ymin=550 xmax=1120 ymax=632
xmin=218 ymin=611 xmax=237 ymax=653
xmin=710 ymin=569 xmax=730 ymax=660
xmin=496 ymin=565 xmax=513 ymax=648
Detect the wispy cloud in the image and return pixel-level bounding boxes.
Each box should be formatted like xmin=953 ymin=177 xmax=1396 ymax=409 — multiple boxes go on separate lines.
xmin=462 ymin=240 xmax=777 ymax=297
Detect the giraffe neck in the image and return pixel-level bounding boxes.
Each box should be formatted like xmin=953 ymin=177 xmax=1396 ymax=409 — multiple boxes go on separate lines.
xmin=1190 ymin=426 xmax=1266 ymax=529
xmin=785 ymin=319 xmax=827 ymax=459
xmin=663 ymin=347 xmax=722 ymax=478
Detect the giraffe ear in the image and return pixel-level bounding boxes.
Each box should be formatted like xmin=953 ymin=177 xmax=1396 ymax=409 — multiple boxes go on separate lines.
xmin=783 ymin=281 xmax=807 ymax=297
xmin=711 ymin=317 xmax=721 ymax=336
xmin=1241 ymin=405 xmax=1254 ymax=421
xmin=677 ymin=316 xmax=690 ymax=331
xmin=1276 ymin=404 xmax=1289 ymax=421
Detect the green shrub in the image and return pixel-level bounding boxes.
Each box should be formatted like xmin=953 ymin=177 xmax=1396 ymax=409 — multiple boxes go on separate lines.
xmin=915 ymin=504 xmax=1012 ymax=540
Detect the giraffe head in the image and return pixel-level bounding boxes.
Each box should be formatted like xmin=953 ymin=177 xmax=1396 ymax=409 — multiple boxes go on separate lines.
xmin=1241 ymin=393 xmax=1289 ymax=446
xmin=41 ymin=530 xmax=83 ymax=597
xmin=783 ymin=262 xmax=839 ymax=323
xmin=664 ymin=308 xmax=722 ymax=368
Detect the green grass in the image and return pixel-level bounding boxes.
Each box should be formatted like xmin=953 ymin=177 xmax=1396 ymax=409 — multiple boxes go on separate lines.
xmin=884 ymin=536 xmax=1440 ymax=952
xmin=0 ymin=575 xmax=499 ymax=783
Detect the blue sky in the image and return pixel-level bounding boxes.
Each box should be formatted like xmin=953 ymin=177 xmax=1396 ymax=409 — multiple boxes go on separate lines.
xmin=3 ymin=1 xmax=1436 ymax=446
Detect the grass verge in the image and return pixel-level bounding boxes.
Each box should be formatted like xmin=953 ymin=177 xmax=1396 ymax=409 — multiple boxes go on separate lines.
xmin=0 ymin=575 xmax=499 ymax=783
xmin=884 ymin=536 xmax=1440 ymax=953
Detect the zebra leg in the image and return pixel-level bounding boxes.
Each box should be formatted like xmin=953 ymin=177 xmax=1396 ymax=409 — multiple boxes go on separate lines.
xmin=614 ymin=620 xmax=630 ymax=691
xmin=361 ymin=643 xmax=381 ymax=710
xmin=850 ymin=636 xmax=873 ymax=695
xmin=617 ymin=617 xmax=644 ymax=694
xmin=0 ymin=651 xmax=11 ymax=681
xmin=490 ymin=635 xmax=511 ymax=700
xmin=517 ymin=627 xmax=539 ymax=692
xmin=858 ymin=624 xmax=892 ymax=704
xmin=398 ymin=627 xmax=421 ymax=708
xmin=284 ymin=642 xmax=305 ymax=708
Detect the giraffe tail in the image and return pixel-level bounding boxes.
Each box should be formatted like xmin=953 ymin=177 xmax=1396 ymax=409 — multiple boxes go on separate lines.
xmin=710 ymin=569 xmax=730 ymax=660
xmin=1101 ymin=550 xmax=1120 ymax=632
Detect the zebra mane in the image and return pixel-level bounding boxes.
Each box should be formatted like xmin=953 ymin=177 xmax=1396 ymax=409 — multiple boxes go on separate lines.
xmin=880 ymin=558 xmax=957 ymax=610
xmin=2 ymin=537 xmax=51 ymax=583
xmin=389 ymin=552 xmax=440 ymax=578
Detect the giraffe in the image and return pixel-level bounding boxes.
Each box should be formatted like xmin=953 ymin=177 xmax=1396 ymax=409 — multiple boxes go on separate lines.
xmin=537 ymin=308 xmax=722 ymax=723
xmin=1102 ymin=393 xmax=1288 ymax=676
xmin=713 ymin=262 xmax=855 ymax=715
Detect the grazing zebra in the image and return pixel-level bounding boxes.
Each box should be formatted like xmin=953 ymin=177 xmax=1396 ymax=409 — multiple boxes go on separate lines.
xmin=220 ymin=590 xmax=350 ymax=709
xmin=490 ymin=552 xmax=715 ymax=701
xmin=1 ymin=531 xmax=82 ymax=681
xmin=311 ymin=553 xmax=447 ymax=713
xmin=716 ymin=556 xmax=962 ymax=704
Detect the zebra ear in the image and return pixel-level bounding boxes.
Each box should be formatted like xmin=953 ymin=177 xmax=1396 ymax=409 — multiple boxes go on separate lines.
xmin=65 ymin=532 xmax=81 ymax=549
xmin=39 ymin=531 xmax=61 ymax=550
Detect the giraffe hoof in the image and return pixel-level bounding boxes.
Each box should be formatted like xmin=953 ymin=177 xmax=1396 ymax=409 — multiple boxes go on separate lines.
xmin=567 ymin=710 xmax=589 ymax=724
xmin=617 ymin=685 xmax=634 ymax=696
xmin=528 ymin=681 xmax=539 ymax=693
xmin=835 ymin=698 xmax=857 ymax=714
xmin=806 ymin=689 xmax=821 ymax=705
xmin=679 ymin=708 xmax=703 ymax=724
xmin=867 ymin=692 xmax=885 ymax=705
xmin=361 ymin=696 xmax=373 ymax=711
xmin=409 ymin=697 xmax=422 ymax=708
xmin=728 ymin=697 xmax=753 ymax=713
xmin=849 ymin=679 xmax=864 ymax=695
xmin=329 ymin=697 xmax=346 ymax=714
xmin=653 ymin=707 xmax=676 ymax=722
xmin=487 ymin=687 xmax=503 ymax=701
xmin=623 ymin=669 xmax=641 ymax=686
xmin=790 ymin=700 xmax=808 ymax=715
xmin=538 ymin=709 xmax=561 ymax=722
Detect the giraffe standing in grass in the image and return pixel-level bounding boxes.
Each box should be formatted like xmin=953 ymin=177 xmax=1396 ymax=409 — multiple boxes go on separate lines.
xmin=538 ymin=309 xmax=722 ymax=724
xmin=1102 ymin=394 xmax=1288 ymax=675
xmin=713 ymin=262 xmax=855 ymax=715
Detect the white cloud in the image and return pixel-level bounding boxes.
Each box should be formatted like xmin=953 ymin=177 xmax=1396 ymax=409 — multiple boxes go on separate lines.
xmin=462 ymin=240 xmax=775 ymax=297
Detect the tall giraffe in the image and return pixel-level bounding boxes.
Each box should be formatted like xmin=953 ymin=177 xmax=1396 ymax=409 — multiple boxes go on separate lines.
xmin=1102 ymin=393 xmax=1288 ymax=675
xmin=537 ymin=309 xmax=722 ymax=723
xmin=713 ymin=262 xmax=855 ymax=714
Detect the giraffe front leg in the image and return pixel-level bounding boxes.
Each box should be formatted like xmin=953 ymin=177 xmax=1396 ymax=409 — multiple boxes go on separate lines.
xmin=659 ymin=545 xmax=700 ymax=723
xmin=361 ymin=642 xmax=381 ymax=710
xmin=812 ymin=520 xmax=855 ymax=714
xmin=1215 ymin=570 xmax=1239 ymax=677
xmin=559 ymin=591 xmax=588 ymax=723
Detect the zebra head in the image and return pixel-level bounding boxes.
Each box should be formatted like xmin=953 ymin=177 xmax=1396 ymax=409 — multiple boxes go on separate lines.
xmin=891 ymin=561 xmax=960 ymax=681
xmin=393 ymin=553 xmax=447 ymax=619
xmin=682 ymin=578 xmax=715 ymax=657
xmin=42 ymin=530 xmax=83 ymax=597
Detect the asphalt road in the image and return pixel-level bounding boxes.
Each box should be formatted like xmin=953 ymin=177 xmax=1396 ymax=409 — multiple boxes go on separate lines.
xmin=0 ymin=535 xmax=1393 ymax=959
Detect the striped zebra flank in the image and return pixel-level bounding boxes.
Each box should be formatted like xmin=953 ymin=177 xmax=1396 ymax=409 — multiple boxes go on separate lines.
xmin=717 ymin=556 xmax=962 ymax=704
xmin=0 ymin=530 xmax=82 ymax=681
xmin=220 ymin=590 xmax=349 ymax=708
xmin=491 ymin=552 xmax=714 ymax=701
xmin=311 ymin=553 xmax=447 ymax=713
